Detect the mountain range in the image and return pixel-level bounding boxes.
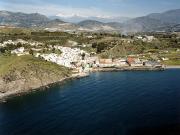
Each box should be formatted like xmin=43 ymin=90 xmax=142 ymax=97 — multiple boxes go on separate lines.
xmin=0 ymin=11 xmax=49 ymax=27
xmin=50 ymin=14 xmax=130 ymax=23
xmin=0 ymin=9 xmax=180 ymax=33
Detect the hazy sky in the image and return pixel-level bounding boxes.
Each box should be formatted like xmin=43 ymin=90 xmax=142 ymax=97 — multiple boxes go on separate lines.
xmin=0 ymin=0 xmax=180 ymax=17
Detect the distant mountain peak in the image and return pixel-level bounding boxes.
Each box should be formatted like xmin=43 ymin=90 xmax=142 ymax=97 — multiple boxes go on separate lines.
xmin=54 ymin=12 xmax=131 ymax=23
xmin=0 ymin=9 xmax=180 ymax=32
xmin=0 ymin=10 xmax=52 ymax=27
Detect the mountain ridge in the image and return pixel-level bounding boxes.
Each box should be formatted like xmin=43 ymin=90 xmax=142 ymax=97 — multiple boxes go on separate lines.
xmin=0 ymin=9 xmax=180 ymax=32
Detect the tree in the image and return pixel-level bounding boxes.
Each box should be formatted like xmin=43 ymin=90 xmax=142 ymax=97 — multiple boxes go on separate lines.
xmin=29 ymin=49 xmax=34 ymax=55
xmin=97 ymin=43 xmax=108 ymax=53
xmin=92 ymin=43 xmax=97 ymax=48
xmin=81 ymin=53 xmax=85 ymax=60
xmin=17 ymin=42 xmax=22 ymax=48
xmin=52 ymin=48 xmax=55 ymax=53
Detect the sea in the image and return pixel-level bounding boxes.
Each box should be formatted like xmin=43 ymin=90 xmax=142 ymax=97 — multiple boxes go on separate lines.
xmin=0 ymin=69 xmax=180 ymax=135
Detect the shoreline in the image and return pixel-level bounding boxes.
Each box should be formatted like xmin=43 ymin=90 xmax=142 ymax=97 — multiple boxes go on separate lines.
xmin=0 ymin=66 xmax=176 ymax=102
xmin=92 ymin=66 xmax=165 ymax=72
xmin=0 ymin=72 xmax=89 ymax=102
xmin=165 ymin=65 xmax=180 ymax=69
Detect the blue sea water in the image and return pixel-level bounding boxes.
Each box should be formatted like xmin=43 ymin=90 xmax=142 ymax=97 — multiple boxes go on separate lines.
xmin=0 ymin=69 xmax=180 ymax=135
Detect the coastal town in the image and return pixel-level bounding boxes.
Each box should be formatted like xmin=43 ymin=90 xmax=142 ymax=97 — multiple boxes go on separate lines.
xmin=0 ymin=38 xmax=165 ymax=75
xmin=0 ymin=28 xmax=179 ymax=100
xmin=0 ymin=2 xmax=180 ymax=135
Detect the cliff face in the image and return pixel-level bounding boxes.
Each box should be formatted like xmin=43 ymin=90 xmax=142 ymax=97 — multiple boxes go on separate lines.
xmin=0 ymin=75 xmax=69 ymax=99
xmin=0 ymin=69 xmax=69 ymax=92
xmin=0 ymin=55 xmax=72 ymax=99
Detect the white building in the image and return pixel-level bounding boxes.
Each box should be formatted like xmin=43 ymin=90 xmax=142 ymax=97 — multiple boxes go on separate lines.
xmin=162 ymin=57 xmax=169 ymax=61
xmin=37 ymin=47 xmax=90 ymax=69
xmin=113 ymin=58 xmax=128 ymax=67
xmin=146 ymin=36 xmax=154 ymax=42
xmin=11 ymin=47 xmax=28 ymax=56
xmin=68 ymin=40 xmax=78 ymax=46
xmin=131 ymin=58 xmax=143 ymax=67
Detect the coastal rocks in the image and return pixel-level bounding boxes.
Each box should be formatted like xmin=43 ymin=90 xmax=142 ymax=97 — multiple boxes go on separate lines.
xmin=92 ymin=66 xmax=165 ymax=72
xmin=0 ymin=56 xmax=72 ymax=101
xmin=0 ymin=76 xmax=65 ymax=100
xmin=0 ymin=71 xmax=90 ymax=101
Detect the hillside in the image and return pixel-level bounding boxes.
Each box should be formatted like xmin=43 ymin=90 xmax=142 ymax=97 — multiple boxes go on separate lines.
xmin=148 ymin=9 xmax=180 ymax=24
xmin=52 ymin=14 xmax=131 ymax=23
xmin=0 ymin=55 xmax=71 ymax=97
xmin=78 ymin=20 xmax=105 ymax=27
xmin=0 ymin=9 xmax=180 ymax=32
xmin=122 ymin=16 xmax=169 ymax=33
xmin=122 ymin=9 xmax=180 ymax=32
xmin=78 ymin=9 xmax=180 ymax=33
xmin=78 ymin=20 xmax=115 ymax=31
xmin=45 ymin=19 xmax=80 ymax=32
xmin=0 ymin=11 xmax=50 ymax=27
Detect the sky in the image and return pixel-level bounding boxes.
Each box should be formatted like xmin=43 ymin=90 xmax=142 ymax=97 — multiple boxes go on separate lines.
xmin=0 ymin=0 xmax=180 ymax=18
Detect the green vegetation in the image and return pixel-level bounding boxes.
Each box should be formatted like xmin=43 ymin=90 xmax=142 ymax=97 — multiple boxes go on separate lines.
xmin=0 ymin=27 xmax=31 ymax=35
xmin=0 ymin=28 xmax=180 ymax=65
xmin=162 ymin=60 xmax=180 ymax=65
xmin=0 ymin=55 xmax=71 ymax=83
xmin=0 ymin=28 xmax=32 ymax=42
